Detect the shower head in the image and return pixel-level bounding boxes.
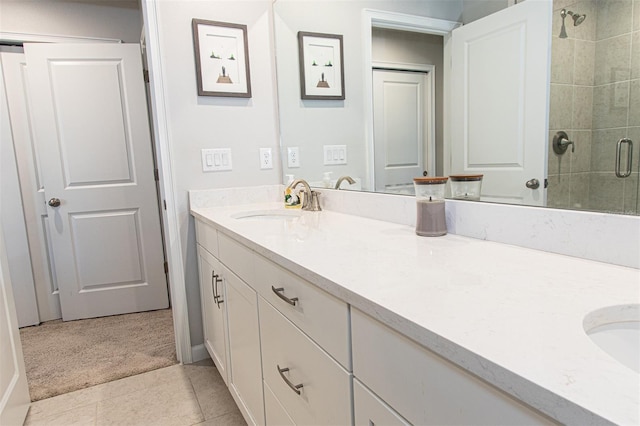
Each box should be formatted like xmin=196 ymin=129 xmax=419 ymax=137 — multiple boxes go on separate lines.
xmin=567 ymin=10 xmax=586 ymax=26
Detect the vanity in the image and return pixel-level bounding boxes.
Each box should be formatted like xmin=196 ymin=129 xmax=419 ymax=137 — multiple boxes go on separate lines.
xmin=190 ymin=187 xmax=639 ymax=426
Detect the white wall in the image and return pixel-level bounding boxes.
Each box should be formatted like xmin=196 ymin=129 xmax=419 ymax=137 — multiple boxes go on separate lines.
xmin=462 ymin=0 xmax=509 ymax=23
xmin=150 ymin=0 xmax=280 ymax=346
xmin=0 ymin=0 xmax=142 ymax=42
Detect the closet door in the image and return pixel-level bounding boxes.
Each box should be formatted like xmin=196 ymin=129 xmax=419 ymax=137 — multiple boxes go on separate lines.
xmin=24 ymin=43 xmax=168 ymax=321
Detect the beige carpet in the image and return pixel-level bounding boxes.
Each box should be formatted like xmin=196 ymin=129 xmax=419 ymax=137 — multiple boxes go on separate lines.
xmin=19 ymin=309 xmax=178 ymax=401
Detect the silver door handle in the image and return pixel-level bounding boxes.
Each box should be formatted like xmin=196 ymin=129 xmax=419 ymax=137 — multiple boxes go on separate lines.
xmin=525 ymin=178 xmax=540 ymax=189
xmin=48 ymin=198 xmax=61 ymax=207
xmin=277 ymin=365 xmax=303 ymax=395
xmin=212 ymin=272 xmax=223 ymax=307
xmin=615 ymin=138 xmax=633 ymax=178
xmin=272 ymin=286 xmax=298 ymax=306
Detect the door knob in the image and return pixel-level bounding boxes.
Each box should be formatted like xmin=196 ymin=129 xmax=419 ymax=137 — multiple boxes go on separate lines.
xmin=525 ymin=179 xmax=540 ymax=189
xmin=48 ymin=198 xmax=61 ymax=207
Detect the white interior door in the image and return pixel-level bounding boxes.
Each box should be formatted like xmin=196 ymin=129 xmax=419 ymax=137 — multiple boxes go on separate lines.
xmin=450 ymin=0 xmax=551 ymax=205
xmin=373 ymin=69 xmax=430 ymax=193
xmin=0 ymin=50 xmax=41 ymax=327
xmin=24 ymin=43 xmax=168 ymax=321
xmin=1 ymin=49 xmax=61 ymax=324
xmin=0 ymin=66 xmax=31 ymax=425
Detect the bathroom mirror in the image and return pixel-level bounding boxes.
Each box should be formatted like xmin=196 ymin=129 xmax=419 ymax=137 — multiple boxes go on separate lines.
xmin=273 ymin=0 xmax=640 ymax=215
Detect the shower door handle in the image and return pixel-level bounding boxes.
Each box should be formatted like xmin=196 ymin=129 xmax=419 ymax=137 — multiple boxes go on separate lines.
xmin=615 ymin=138 xmax=633 ymax=178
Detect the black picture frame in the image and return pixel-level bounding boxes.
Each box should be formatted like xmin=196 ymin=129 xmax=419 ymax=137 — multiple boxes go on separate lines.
xmin=192 ymin=19 xmax=252 ymax=98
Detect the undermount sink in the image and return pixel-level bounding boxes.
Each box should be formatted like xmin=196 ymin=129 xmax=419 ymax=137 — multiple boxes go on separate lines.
xmin=583 ymin=305 xmax=640 ymax=374
xmin=231 ymin=209 xmax=303 ymax=220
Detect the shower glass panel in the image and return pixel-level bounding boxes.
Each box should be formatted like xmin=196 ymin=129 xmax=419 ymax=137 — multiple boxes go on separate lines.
xmin=547 ymin=0 xmax=639 ymax=215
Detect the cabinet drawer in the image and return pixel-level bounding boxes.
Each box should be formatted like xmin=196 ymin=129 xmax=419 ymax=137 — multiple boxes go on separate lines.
xmin=218 ymin=232 xmax=255 ymax=285
xmin=354 ymin=378 xmax=409 ymax=426
xmin=259 ymin=297 xmax=352 ymax=426
xmin=352 ymin=309 xmax=554 ymax=426
xmin=195 ymin=219 xmax=219 ymax=257
xmin=253 ymin=254 xmax=350 ymax=368
xmin=264 ymin=381 xmax=295 ymax=426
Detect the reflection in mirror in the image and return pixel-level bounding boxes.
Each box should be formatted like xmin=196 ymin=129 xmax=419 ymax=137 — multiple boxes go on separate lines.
xmin=274 ymin=0 xmax=639 ymax=215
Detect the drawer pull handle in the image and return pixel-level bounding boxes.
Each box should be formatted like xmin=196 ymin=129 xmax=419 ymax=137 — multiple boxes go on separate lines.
xmin=277 ymin=365 xmax=303 ymax=395
xmin=212 ymin=272 xmax=223 ymax=307
xmin=272 ymin=286 xmax=298 ymax=306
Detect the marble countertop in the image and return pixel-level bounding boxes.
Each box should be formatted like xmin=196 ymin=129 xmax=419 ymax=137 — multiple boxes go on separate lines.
xmin=191 ymin=202 xmax=640 ymax=425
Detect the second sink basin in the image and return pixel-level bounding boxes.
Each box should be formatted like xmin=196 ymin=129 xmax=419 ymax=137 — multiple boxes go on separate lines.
xmin=584 ymin=305 xmax=640 ymax=374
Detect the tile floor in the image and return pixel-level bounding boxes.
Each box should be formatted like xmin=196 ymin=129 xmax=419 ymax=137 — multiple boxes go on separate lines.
xmin=23 ymin=359 xmax=246 ymax=426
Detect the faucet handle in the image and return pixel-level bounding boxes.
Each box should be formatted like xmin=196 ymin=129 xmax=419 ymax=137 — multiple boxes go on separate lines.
xmin=306 ymin=191 xmax=322 ymax=211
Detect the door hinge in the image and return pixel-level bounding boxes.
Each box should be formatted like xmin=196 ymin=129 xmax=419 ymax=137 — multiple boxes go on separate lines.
xmin=544 ymin=178 xmax=549 ymax=189
xmin=163 ymin=200 xmax=167 ymax=210
xmin=164 ymin=261 xmax=168 ymax=274
xmin=143 ymin=69 xmax=150 ymax=83
xmin=154 ymin=168 xmax=159 ymax=181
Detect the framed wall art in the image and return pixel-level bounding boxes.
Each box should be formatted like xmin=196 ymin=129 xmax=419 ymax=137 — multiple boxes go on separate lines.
xmin=297 ymin=31 xmax=345 ymax=100
xmin=192 ymin=19 xmax=252 ymax=98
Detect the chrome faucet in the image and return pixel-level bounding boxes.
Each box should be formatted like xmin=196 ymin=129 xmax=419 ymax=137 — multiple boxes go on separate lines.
xmin=334 ymin=176 xmax=355 ymax=189
xmin=288 ymin=179 xmax=322 ymax=211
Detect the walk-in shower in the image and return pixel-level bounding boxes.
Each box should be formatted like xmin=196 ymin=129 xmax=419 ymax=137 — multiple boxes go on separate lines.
xmin=559 ymin=9 xmax=586 ymax=38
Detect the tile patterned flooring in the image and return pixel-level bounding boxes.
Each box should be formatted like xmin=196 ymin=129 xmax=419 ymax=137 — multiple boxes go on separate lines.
xmin=23 ymin=359 xmax=246 ymax=426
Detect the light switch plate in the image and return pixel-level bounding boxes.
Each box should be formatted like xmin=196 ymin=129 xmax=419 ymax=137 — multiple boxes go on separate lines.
xmin=201 ymin=148 xmax=232 ymax=172
xmin=323 ymin=145 xmax=347 ymax=165
xmin=259 ymin=148 xmax=273 ymax=169
xmin=287 ymin=147 xmax=300 ymax=168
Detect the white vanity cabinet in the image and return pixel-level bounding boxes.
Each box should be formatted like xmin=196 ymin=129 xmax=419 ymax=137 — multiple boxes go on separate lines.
xmin=224 ymin=264 xmax=265 ymax=426
xmin=196 ymin=231 xmax=229 ymax=385
xmin=351 ymin=308 xmax=555 ymax=426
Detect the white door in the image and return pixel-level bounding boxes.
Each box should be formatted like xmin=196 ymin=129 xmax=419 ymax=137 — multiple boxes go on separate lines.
xmin=450 ymin=0 xmax=551 ymax=205
xmin=373 ymin=69 xmax=430 ymax=193
xmin=1 ymin=50 xmax=61 ymax=323
xmin=0 ymin=50 xmax=40 ymax=327
xmin=1 ymin=67 xmax=31 ymax=426
xmin=197 ymin=245 xmax=229 ymax=385
xmin=24 ymin=43 xmax=168 ymax=321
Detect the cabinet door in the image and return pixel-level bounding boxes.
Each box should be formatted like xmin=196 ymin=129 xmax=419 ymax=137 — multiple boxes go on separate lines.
xmin=354 ymin=379 xmax=410 ymax=426
xmin=225 ymin=265 xmax=265 ymax=426
xmin=197 ymin=245 xmax=229 ymax=385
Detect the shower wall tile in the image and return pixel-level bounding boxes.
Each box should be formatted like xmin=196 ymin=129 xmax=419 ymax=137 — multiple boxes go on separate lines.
xmin=589 ymin=172 xmax=625 ymax=212
xmin=554 ymin=0 xmax=575 ymax=12
xmin=628 ymin=126 xmax=640 ymax=172
xmin=592 ymin=82 xmax=630 ymax=129
xmin=551 ymin=38 xmax=575 ymax=84
xmin=634 ymin=0 xmax=640 ymax=30
xmin=569 ymin=172 xmax=591 ymax=209
xmin=546 ymin=174 xmax=571 ymax=209
xmin=632 ymin=31 xmax=640 ymax=79
xmin=591 ymin=128 xmax=627 ymax=171
xmin=596 ymin=0 xmax=633 ymax=40
xmin=570 ymin=130 xmax=592 ymax=172
xmin=630 ymin=79 xmax=640 ymax=126
xmin=549 ymin=84 xmax=574 ymax=129
xmin=574 ymin=40 xmax=596 ymax=85
xmin=573 ymin=0 xmax=597 ymax=41
xmin=572 ymin=86 xmax=593 ymax=128
xmin=623 ymin=172 xmax=639 ymax=214
xmin=594 ymin=34 xmax=631 ymax=85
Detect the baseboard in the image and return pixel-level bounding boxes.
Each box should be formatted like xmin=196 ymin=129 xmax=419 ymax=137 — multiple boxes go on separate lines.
xmin=190 ymin=344 xmax=209 ymax=363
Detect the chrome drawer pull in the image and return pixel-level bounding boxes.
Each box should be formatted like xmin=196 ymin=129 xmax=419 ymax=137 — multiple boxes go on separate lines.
xmin=277 ymin=365 xmax=303 ymax=395
xmin=212 ymin=272 xmax=223 ymax=307
xmin=272 ymin=286 xmax=298 ymax=306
